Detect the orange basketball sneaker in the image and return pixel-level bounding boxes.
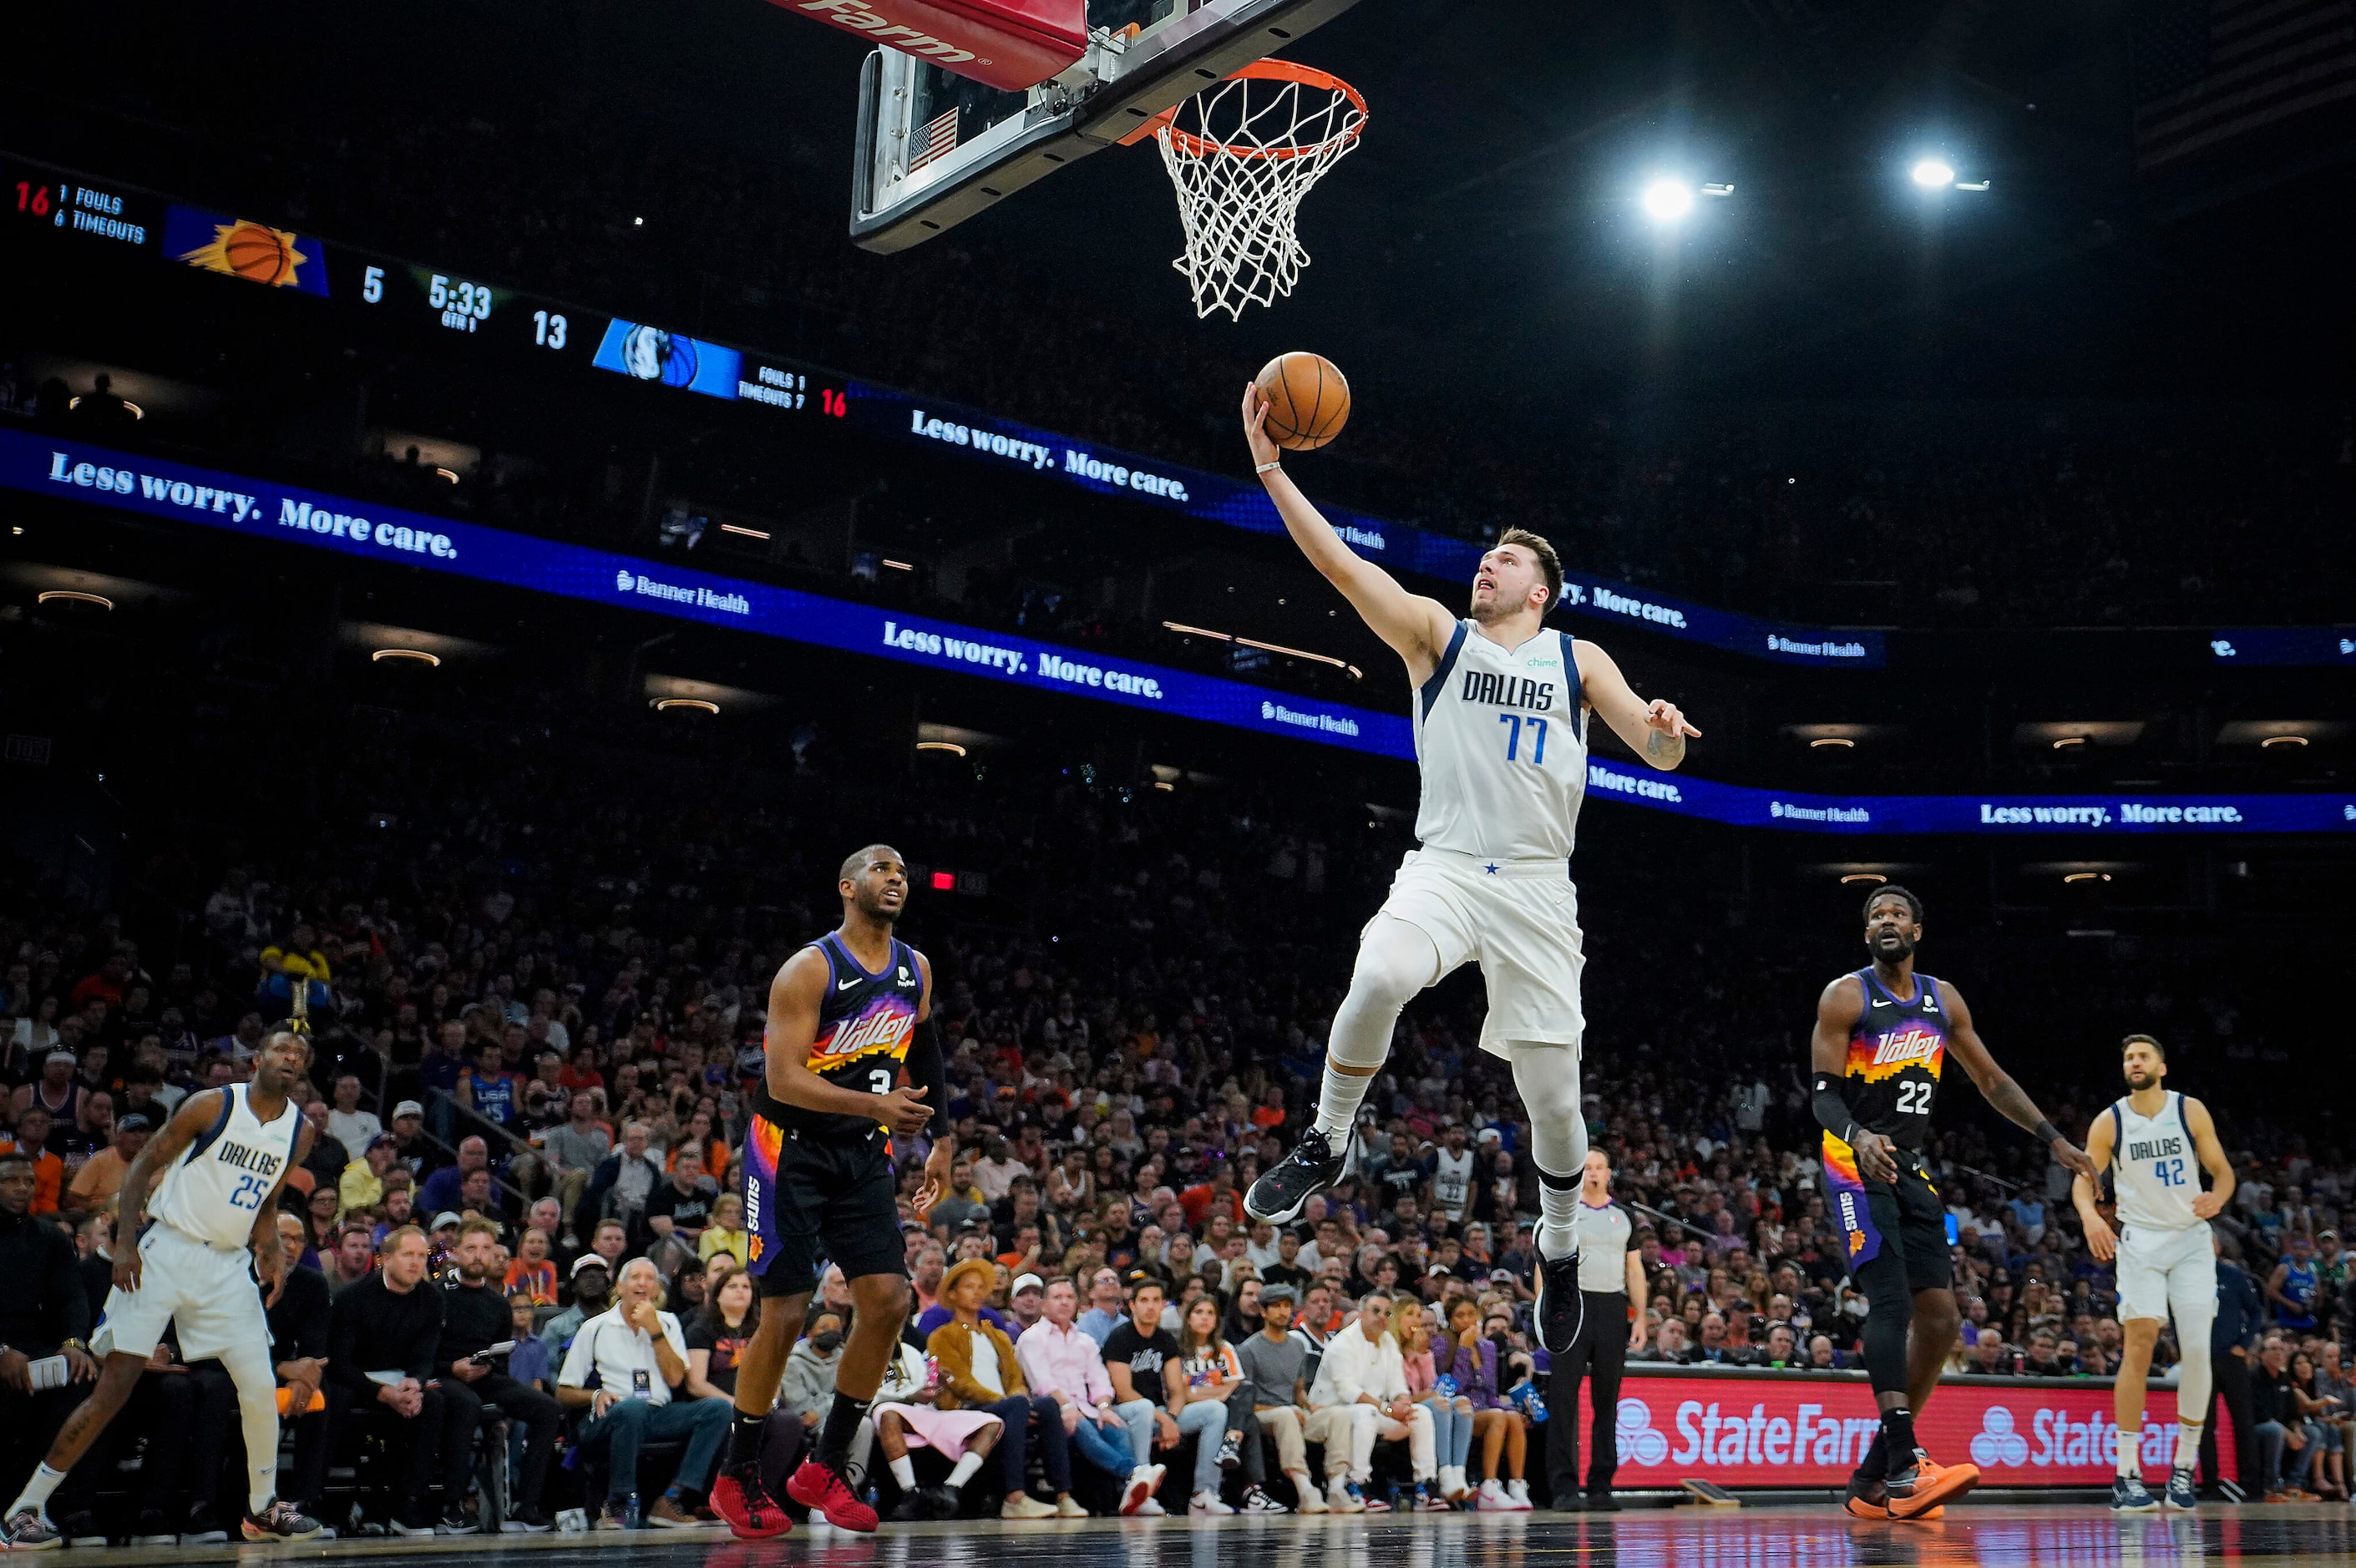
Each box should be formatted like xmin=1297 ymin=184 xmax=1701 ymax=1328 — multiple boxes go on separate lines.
xmin=1886 ymin=1452 xmax=1977 ymax=1519
xmin=1842 ymin=1478 xmax=1943 ymax=1521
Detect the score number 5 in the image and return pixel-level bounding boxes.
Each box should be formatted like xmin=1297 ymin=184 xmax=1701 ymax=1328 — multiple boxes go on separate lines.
xmin=1498 ymin=713 xmax=1548 ymax=765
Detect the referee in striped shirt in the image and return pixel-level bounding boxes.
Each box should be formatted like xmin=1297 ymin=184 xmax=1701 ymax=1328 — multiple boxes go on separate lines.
xmin=1547 ymin=1150 xmax=1645 ymax=1510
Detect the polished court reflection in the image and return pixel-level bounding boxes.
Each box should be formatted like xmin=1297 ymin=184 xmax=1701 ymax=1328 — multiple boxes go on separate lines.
xmin=37 ymin=1506 xmax=2356 ymax=1566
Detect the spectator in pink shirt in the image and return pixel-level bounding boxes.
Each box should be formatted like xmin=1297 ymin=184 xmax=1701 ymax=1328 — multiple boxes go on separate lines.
xmin=1016 ymin=1277 xmax=1166 ymax=1514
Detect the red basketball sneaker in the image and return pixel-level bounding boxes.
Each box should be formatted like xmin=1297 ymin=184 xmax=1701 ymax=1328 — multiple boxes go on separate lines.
xmin=711 ymin=1465 xmax=793 ymax=1540
xmin=787 ymin=1459 xmax=879 ymax=1533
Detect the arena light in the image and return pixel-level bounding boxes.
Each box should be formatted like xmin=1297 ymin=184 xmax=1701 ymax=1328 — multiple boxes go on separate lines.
xmin=1640 ymin=178 xmax=1695 ymax=224
xmin=2051 ymin=736 xmax=2088 ymax=751
xmin=651 ymin=697 xmax=719 ymax=714
xmin=916 ymin=741 xmax=966 ymax=756
xmin=881 ymin=559 xmax=915 ymax=571
xmin=433 ymin=467 xmax=459 ymax=484
xmin=1154 ymin=780 xmax=1175 ymax=792
xmin=1911 ymin=158 xmax=1957 ymax=189
xmin=371 ymin=648 xmax=440 ymax=666
xmin=36 ymin=590 xmax=113 ymax=609
xmin=1840 ymin=873 xmax=1886 ymax=886
xmin=2262 ymin=734 xmax=2309 ymax=748
xmin=2063 ymin=872 xmax=2112 ymax=884
xmin=1810 ymin=737 xmax=1855 ymax=750
xmin=719 ymin=524 xmax=772 ymax=540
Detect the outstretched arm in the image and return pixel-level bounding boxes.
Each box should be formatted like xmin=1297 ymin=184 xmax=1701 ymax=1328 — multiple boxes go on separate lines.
xmin=1243 ymin=383 xmax=1457 ymax=682
xmin=1938 ymin=981 xmax=2097 ymax=1181
xmin=1573 ymin=640 xmax=1700 ymax=771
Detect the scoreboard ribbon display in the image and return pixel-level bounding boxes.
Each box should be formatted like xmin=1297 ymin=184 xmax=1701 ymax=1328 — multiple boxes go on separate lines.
xmin=8 ymin=430 xmax=2351 ymax=837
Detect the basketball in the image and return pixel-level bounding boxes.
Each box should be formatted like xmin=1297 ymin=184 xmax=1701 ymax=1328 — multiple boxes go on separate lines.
xmin=222 ymin=221 xmax=296 ymax=285
xmin=1255 ymin=352 xmax=1350 ymax=450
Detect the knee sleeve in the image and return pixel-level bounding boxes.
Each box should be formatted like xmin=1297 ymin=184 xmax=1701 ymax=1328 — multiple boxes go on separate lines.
xmin=218 ymin=1340 xmax=281 ymax=1506
xmin=2173 ymin=1332 xmax=2215 ymax=1419
xmin=1508 ymin=1042 xmax=1588 ymax=1178
xmin=1325 ymin=918 xmax=1442 ymax=1070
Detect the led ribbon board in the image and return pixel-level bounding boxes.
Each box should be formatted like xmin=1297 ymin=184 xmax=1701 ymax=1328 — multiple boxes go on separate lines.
xmin=8 ymin=431 xmax=2350 ymax=836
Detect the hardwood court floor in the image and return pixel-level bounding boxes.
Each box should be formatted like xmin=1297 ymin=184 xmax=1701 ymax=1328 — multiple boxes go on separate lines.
xmin=27 ymin=1503 xmax=2356 ymax=1567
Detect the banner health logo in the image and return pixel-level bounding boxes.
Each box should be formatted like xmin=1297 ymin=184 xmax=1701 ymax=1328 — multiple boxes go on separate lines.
xmin=615 ymin=570 xmax=633 ymax=591
xmin=1614 ymin=1399 xmax=1669 ymax=1465
xmin=1971 ymin=1406 xmax=2029 ymax=1469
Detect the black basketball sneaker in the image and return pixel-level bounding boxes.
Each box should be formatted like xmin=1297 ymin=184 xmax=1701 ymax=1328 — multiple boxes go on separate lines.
xmin=1536 ymin=1245 xmax=1585 ymax=1353
xmin=1245 ymin=1125 xmax=1354 ymax=1224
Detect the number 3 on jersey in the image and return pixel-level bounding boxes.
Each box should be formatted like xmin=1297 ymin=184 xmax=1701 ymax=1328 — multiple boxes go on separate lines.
xmin=1497 ymin=714 xmax=1548 ymax=765
xmin=869 ymin=1068 xmax=894 ymax=1096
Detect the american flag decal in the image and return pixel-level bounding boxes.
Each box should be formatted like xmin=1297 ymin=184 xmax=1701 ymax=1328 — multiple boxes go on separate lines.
xmin=909 ymin=107 xmax=960 ymax=174
xmin=2133 ymin=0 xmax=2356 ymax=170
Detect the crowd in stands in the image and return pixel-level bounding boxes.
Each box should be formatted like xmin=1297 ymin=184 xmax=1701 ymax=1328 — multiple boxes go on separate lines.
xmin=0 ymin=629 xmax=2345 ymax=1535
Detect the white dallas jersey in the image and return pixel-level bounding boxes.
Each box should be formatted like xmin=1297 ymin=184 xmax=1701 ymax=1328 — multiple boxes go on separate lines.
xmin=149 ymin=1083 xmax=301 ymax=1249
xmin=1411 ymin=622 xmax=1587 ymax=860
xmin=2108 ymin=1091 xmax=2201 ymax=1233
xmin=1430 ymin=1146 xmax=1477 ymax=1217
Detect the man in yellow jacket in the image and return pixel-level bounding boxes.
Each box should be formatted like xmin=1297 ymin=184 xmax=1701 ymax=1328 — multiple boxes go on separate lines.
xmin=925 ymin=1258 xmax=1087 ymax=1519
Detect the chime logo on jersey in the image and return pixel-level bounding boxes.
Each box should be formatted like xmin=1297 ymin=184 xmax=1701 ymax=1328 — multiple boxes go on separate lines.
xmin=1868 ymin=1028 xmax=1943 ymax=1070
xmin=808 ymin=1003 xmax=915 ymax=1067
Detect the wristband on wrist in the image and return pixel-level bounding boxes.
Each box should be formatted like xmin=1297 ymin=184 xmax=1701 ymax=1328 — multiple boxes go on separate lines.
xmin=1255 ymin=459 xmax=1282 ymax=474
xmin=2033 ymin=1119 xmax=2062 ymax=1146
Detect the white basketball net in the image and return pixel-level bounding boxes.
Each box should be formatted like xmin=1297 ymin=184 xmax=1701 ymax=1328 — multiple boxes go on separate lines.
xmin=1155 ymin=63 xmax=1367 ymax=321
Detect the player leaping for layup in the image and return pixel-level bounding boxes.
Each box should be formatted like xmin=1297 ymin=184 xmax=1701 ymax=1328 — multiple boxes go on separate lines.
xmin=1237 ymin=382 xmax=1700 ymax=1358
xmin=1812 ymin=887 xmax=2097 ymax=1520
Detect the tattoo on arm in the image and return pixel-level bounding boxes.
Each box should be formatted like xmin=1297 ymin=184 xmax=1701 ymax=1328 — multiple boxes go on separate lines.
xmin=1644 ymin=730 xmax=1685 ymax=767
xmin=1984 ymin=1074 xmax=2049 ymax=1137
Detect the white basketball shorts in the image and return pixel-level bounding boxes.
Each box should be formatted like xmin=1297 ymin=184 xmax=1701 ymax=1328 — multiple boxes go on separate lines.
xmin=1372 ymin=846 xmax=1584 ymax=1057
xmin=94 ymin=1219 xmax=267 ymax=1363
xmin=2115 ymin=1220 xmax=2216 ymax=1327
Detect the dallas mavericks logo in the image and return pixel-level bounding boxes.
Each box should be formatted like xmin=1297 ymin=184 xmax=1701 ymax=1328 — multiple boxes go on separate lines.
xmin=1614 ymin=1399 xmax=1669 ymax=1465
xmin=1971 ymin=1407 xmax=2029 ymax=1468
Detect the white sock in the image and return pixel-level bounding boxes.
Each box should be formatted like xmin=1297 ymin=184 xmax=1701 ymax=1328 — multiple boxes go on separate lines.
xmin=2175 ymin=1421 xmax=2203 ymax=1471
xmin=947 ymin=1453 xmax=985 ymax=1490
xmin=889 ymin=1457 xmax=917 ymax=1491
xmin=2116 ymin=1424 xmax=2141 ymax=1477
xmin=10 ymin=1464 xmax=67 ymax=1522
xmin=1538 ymin=1181 xmax=1579 ymax=1261
xmin=1312 ymin=1066 xmax=1373 ymax=1140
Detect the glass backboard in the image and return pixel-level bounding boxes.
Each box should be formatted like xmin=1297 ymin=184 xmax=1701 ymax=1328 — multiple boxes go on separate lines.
xmin=850 ymin=0 xmax=1368 ymax=252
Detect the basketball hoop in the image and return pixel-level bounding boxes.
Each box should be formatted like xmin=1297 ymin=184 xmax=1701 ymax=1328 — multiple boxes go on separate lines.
xmin=1140 ymin=59 xmax=1368 ymax=321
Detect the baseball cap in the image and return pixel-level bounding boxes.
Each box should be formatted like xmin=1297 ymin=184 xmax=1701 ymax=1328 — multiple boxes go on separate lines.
xmin=368 ymin=1132 xmax=399 ymax=1151
xmin=1489 ymin=1268 xmax=1517 ymax=1284
xmin=392 ymin=1100 xmax=425 ymax=1120
xmin=1474 ymin=1126 xmax=1502 ymax=1144
xmin=430 ymin=1211 xmax=463 ymax=1231
xmin=115 ymin=1114 xmax=152 ymax=1133
xmin=1011 ymin=1273 xmax=1044 ymax=1296
xmin=570 ymin=1253 xmax=612 ymax=1278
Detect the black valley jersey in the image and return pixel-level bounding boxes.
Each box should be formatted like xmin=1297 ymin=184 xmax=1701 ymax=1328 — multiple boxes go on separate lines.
xmin=1840 ymin=968 xmax=1952 ymax=1151
xmin=753 ymin=932 xmax=923 ymax=1142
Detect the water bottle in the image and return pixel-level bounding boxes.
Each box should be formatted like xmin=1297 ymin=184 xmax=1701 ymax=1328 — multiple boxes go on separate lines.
xmin=622 ymin=1494 xmax=642 ymax=1530
xmin=1434 ymin=1373 xmax=1459 ymax=1398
